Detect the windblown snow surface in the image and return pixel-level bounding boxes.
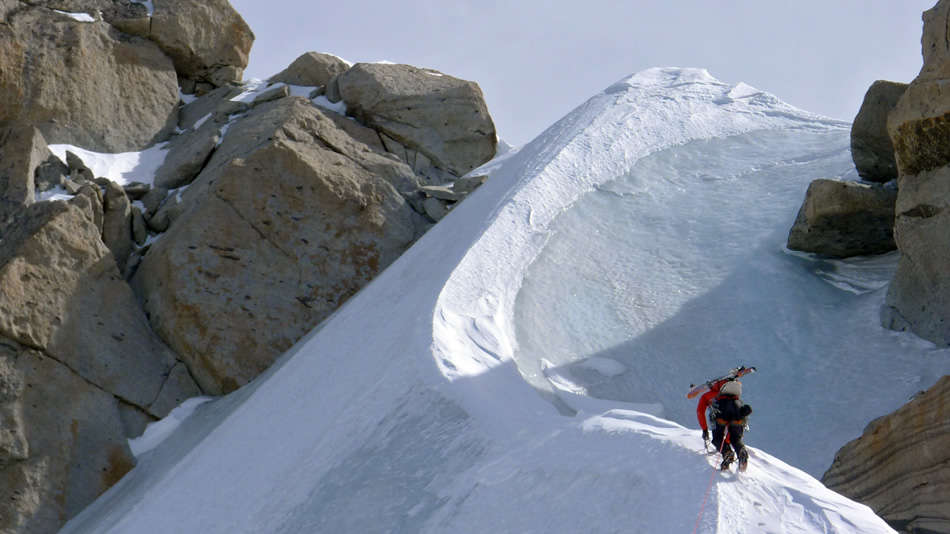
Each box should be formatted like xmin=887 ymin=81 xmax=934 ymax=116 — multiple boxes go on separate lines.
xmin=59 ymin=68 xmax=950 ymax=534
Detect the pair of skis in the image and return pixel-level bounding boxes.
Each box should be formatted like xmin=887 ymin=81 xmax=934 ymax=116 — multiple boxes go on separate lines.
xmin=687 ymin=365 xmax=756 ymax=399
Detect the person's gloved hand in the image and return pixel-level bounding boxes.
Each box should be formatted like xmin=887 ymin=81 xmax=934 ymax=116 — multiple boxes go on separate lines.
xmin=702 ymin=429 xmax=709 ymax=441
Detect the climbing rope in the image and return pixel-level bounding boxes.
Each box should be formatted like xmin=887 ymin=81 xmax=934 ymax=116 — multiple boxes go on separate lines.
xmin=692 ymin=427 xmax=728 ymax=534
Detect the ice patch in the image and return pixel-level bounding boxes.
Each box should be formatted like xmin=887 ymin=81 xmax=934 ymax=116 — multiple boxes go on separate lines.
xmin=131 ymin=0 xmax=154 ymax=16
xmin=53 ymin=10 xmax=95 ymax=22
xmin=36 ymin=185 xmax=72 ymax=203
xmin=313 ymin=95 xmax=347 ymax=115
xmin=129 ymin=397 xmax=214 ymax=458
xmin=192 ymin=113 xmax=212 ymax=131
xmin=230 ymin=78 xmax=271 ymax=103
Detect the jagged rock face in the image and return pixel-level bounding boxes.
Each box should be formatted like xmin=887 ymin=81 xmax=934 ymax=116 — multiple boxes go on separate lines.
xmin=14 ymin=0 xmax=253 ymax=89
xmin=883 ymin=0 xmax=950 ymax=347
xmin=0 ymin=201 xmax=201 ymax=531
xmin=132 ymin=97 xmax=426 ymax=395
xmin=851 ymin=80 xmax=907 ymax=183
xmin=101 ymin=179 xmax=134 ymax=273
xmin=0 ymin=200 xmax=200 ymax=416
xmin=148 ymin=0 xmax=254 ymax=87
xmin=0 ymin=125 xmax=47 ymax=238
xmin=883 ymin=164 xmax=950 ymax=345
xmin=337 ymin=62 xmax=497 ymax=180
xmin=0 ymin=341 xmax=135 ymax=534
xmin=889 ymin=0 xmax=950 ymax=176
xmin=269 ymin=51 xmax=350 ymax=88
xmin=0 ymin=4 xmax=179 ymax=152
xmin=786 ymin=179 xmax=896 ymax=258
xmin=823 ymin=376 xmax=950 ymax=534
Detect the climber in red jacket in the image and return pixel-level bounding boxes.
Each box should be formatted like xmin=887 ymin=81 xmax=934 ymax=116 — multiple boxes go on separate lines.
xmin=696 ymin=378 xmax=730 ymax=448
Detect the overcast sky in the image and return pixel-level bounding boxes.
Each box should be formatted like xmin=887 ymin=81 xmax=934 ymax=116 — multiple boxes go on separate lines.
xmin=229 ymin=1 xmax=936 ymax=147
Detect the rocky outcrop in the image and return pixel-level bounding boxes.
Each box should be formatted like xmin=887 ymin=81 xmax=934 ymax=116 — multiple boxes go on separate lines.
xmin=823 ymin=376 xmax=950 ymax=534
xmin=0 ymin=125 xmax=47 ymax=237
xmin=882 ymin=0 xmax=950 ymax=347
xmin=889 ymin=1 xmax=950 ymax=177
xmin=851 ymin=80 xmax=907 ymax=183
xmin=0 ymin=200 xmax=201 ymax=530
xmin=882 ymin=163 xmax=950 ymax=345
xmin=0 ymin=4 xmax=179 ymax=152
xmin=0 ymin=340 xmax=135 ymax=534
xmin=147 ymin=0 xmax=254 ymax=89
xmin=818 ymin=4 xmax=950 ymax=532
xmin=101 ymin=179 xmax=134 ymax=272
xmin=269 ymin=51 xmax=349 ymax=88
xmin=154 ymin=117 xmax=223 ymax=190
xmin=786 ymin=179 xmax=896 ymax=258
xmin=131 ymin=96 xmax=427 ymax=394
xmin=337 ymin=62 xmax=497 ymax=182
xmin=0 ymin=200 xmax=199 ymax=417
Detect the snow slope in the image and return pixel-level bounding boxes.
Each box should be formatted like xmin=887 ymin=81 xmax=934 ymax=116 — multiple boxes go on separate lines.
xmin=59 ymin=69 xmax=908 ymax=533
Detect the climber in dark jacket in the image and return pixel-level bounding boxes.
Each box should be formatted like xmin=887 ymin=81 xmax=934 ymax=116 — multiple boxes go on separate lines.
xmin=711 ymin=379 xmax=753 ymax=470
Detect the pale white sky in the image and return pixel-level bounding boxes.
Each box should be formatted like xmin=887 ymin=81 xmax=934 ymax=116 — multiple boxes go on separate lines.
xmin=229 ymin=1 xmax=936 ymax=146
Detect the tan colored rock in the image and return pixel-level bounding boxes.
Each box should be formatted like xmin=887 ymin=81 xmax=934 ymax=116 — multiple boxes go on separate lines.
xmin=102 ymin=180 xmax=133 ymax=273
xmin=0 ymin=201 xmax=199 ymax=415
xmin=132 ymin=97 xmax=425 ymax=394
xmin=154 ymin=123 xmax=221 ymax=190
xmin=269 ymin=51 xmax=350 ymax=88
xmin=149 ymin=0 xmax=254 ymax=86
xmin=823 ymin=376 xmax=950 ymax=534
xmin=0 ymin=342 xmax=135 ymax=533
xmin=177 ymin=83 xmax=247 ymax=131
xmin=35 ymin=154 xmax=70 ymax=193
xmin=851 ymin=80 xmax=906 ymax=183
xmin=889 ymin=2 xmax=950 ymax=176
xmin=337 ymin=63 xmax=497 ymax=179
xmin=70 ymin=182 xmax=105 ymax=234
xmin=882 ymin=0 xmax=950 ymax=347
xmin=786 ymin=179 xmax=896 ymax=258
xmin=0 ymin=125 xmax=49 ymax=237
xmin=0 ymin=5 xmax=179 ymax=152
xmin=882 ymin=164 xmax=950 ymax=345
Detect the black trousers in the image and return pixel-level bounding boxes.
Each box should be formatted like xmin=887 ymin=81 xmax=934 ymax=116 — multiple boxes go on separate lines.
xmin=712 ymin=423 xmax=745 ymax=456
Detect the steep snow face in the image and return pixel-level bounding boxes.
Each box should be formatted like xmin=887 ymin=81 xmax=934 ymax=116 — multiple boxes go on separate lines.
xmin=512 ymin=124 xmax=949 ymax=478
xmin=61 ymin=68 xmax=899 ymax=534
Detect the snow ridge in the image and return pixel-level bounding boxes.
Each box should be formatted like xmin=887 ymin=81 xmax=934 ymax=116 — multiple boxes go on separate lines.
xmin=60 ymin=69 xmax=891 ymax=534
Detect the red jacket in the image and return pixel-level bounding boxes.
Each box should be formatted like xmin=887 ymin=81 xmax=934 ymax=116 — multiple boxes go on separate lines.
xmin=696 ymin=380 xmax=728 ymax=431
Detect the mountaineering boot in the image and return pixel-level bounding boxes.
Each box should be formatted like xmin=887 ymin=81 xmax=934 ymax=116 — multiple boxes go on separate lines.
xmin=737 ymin=449 xmax=749 ymax=472
xmin=720 ymin=449 xmax=736 ymax=470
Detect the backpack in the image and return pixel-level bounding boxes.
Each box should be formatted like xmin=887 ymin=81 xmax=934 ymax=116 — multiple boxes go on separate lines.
xmin=713 ymin=394 xmax=752 ymax=425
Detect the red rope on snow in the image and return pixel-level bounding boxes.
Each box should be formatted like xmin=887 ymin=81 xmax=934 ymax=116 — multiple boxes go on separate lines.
xmin=692 ymin=427 xmax=728 ymax=534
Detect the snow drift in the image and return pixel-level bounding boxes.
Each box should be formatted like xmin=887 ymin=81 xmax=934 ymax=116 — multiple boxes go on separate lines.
xmin=59 ymin=68 xmax=909 ymax=533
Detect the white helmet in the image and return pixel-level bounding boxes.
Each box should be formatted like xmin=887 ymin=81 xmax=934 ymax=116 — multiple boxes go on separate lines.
xmin=720 ymin=380 xmax=742 ymax=397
